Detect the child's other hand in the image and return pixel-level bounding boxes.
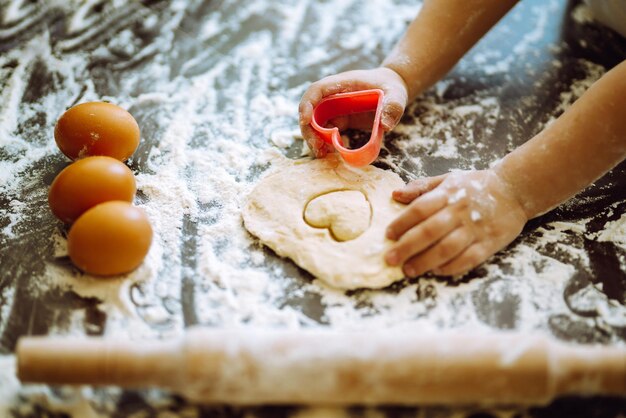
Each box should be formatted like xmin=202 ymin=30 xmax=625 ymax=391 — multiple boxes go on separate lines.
xmin=299 ymin=67 xmax=408 ymax=158
xmin=385 ymin=170 xmax=528 ymax=277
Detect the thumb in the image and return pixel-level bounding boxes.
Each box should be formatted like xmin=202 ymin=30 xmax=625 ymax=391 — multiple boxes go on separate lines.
xmin=392 ymin=175 xmax=448 ymax=203
xmin=380 ymin=93 xmax=406 ymax=131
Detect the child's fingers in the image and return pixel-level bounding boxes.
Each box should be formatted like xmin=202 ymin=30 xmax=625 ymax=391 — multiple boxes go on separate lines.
xmin=386 ymin=189 xmax=448 ymax=240
xmin=300 ymin=124 xmax=329 ymax=158
xmin=299 ymin=100 xmax=314 ymax=126
xmin=432 ymin=243 xmax=491 ymax=277
xmin=299 ymin=78 xmax=348 ymax=125
xmin=392 ymin=175 xmax=447 ymax=204
xmin=385 ymin=207 xmax=461 ymax=266
xmin=304 ymin=76 xmax=361 ymax=108
xmin=381 ymin=91 xmax=407 ymax=131
xmin=311 ymin=142 xmax=330 ymax=158
xmin=401 ymin=227 xmax=474 ymax=277
xmin=299 ymin=84 xmax=325 ymax=126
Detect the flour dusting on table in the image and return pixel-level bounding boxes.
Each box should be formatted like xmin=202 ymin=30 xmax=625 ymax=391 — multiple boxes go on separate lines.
xmin=0 ymin=0 xmax=624 ymax=416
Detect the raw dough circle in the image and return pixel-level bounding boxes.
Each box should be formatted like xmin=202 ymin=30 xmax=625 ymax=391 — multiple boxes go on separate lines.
xmin=242 ymin=155 xmax=406 ymax=289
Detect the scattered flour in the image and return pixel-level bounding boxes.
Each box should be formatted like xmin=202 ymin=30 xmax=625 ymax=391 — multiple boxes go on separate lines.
xmin=597 ymin=213 xmax=626 ymax=246
xmin=0 ymin=0 xmax=624 ymax=417
xmin=270 ymin=129 xmax=301 ymax=149
xmin=0 ymin=356 xmax=19 ymax=417
xmin=572 ymin=3 xmax=595 ymax=24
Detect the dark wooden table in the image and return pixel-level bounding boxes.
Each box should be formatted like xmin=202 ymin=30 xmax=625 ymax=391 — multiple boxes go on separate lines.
xmin=0 ymin=0 xmax=625 ymax=416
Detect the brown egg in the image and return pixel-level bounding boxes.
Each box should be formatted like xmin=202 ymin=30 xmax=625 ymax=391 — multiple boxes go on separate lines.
xmin=48 ymin=156 xmax=136 ymax=224
xmin=68 ymin=201 xmax=153 ymax=276
xmin=54 ymin=102 xmax=140 ymax=161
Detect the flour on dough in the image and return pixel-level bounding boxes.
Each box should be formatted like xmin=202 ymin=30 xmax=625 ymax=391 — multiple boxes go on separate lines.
xmin=242 ymin=155 xmax=406 ymax=289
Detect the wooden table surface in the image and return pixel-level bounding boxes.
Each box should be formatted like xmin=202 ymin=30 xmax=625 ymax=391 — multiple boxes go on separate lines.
xmin=0 ymin=0 xmax=625 ymax=416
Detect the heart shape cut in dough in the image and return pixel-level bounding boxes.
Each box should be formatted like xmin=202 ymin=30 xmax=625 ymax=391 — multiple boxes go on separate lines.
xmin=242 ymin=154 xmax=406 ymax=289
xmin=304 ymin=190 xmax=371 ymax=242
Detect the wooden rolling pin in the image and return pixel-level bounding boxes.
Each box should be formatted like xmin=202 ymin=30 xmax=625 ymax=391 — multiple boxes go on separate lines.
xmin=17 ymin=328 xmax=626 ymax=405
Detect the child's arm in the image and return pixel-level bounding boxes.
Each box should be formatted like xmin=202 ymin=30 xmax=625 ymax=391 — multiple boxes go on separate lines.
xmin=385 ymin=60 xmax=626 ymax=277
xmin=299 ymin=0 xmax=518 ymax=156
xmin=495 ymin=60 xmax=626 ymax=220
xmin=383 ymin=0 xmax=519 ymax=102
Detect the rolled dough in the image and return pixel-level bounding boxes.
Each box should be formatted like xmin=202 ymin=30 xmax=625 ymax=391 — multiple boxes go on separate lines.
xmin=242 ymin=155 xmax=406 ymax=289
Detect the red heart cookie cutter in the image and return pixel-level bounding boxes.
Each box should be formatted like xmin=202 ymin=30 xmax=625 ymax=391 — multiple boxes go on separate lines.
xmin=311 ymin=89 xmax=384 ymax=167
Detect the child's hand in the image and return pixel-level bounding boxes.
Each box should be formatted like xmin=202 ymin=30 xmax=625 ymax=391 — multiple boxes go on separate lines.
xmin=299 ymin=67 xmax=408 ymax=157
xmin=385 ymin=170 xmax=528 ymax=277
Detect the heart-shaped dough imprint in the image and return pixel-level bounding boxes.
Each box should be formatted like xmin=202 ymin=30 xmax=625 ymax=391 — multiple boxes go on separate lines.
xmin=303 ymin=190 xmax=371 ymax=241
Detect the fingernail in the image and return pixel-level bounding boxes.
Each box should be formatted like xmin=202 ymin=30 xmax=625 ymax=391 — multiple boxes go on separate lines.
xmin=386 ymin=227 xmax=395 ymax=240
xmin=404 ymin=266 xmax=415 ymax=277
xmin=386 ymin=250 xmax=398 ymax=264
xmin=381 ymin=115 xmax=394 ymax=130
